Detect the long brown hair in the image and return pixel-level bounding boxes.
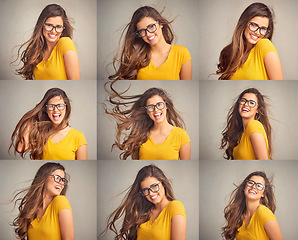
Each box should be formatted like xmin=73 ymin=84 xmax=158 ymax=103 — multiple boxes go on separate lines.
xmin=217 ymin=2 xmax=274 ymax=79
xmin=220 ymin=88 xmax=272 ymax=159
xmin=12 ymin=162 xmax=68 ymax=240
xmin=9 ymin=88 xmax=71 ymax=159
xmin=109 ymin=6 xmax=175 ymax=80
xmin=222 ymin=171 xmax=276 ymax=240
xmin=105 ymin=81 xmax=185 ymax=159
xmin=12 ymin=4 xmax=73 ymax=80
xmin=103 ymin=164 xmax=175 ymax=240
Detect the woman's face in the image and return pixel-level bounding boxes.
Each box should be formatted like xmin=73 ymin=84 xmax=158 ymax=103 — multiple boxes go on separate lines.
xmin=140 ymin=176 xmax=166 ymax=205
xmin=244 ymin=175 xmax=266 ymax=201
xmin=45 ymin=169 xmax=65 ymax=198
xmin=238 ymin=93 xmax=259 ymax=121
xmin=244 ymin=16 xmax=269 ymax=47
xmin=136 ymin=17 xmax=164 ymax=46
xmin=43 ymin=16 xmax=64 ymax=45
xmin=146 ymin=95 xmax=167 ymax=124
xmin=46 ymin=95 xmax=66 ymax=126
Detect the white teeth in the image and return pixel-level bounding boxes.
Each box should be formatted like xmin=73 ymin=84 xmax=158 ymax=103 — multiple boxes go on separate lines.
xmin=250 ymin=34 xmax=258 ymax=40
xmin=148 ymin=35 xmax=155 ymax=40
xmin=249 ymin=190 xmax=256 ymax=194
xmin=151 ymin=195 xmax=158 ymax=200
xmin=53 ymin=114 xmax=60 ymax=116
xmin=154 ymin=113 xmax=161 ymax=117
xmin=242 ymin=108 xmax=249 ymax=112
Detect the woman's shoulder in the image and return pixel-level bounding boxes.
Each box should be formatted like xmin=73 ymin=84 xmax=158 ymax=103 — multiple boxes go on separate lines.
xmin=52 ymin=195 xmax=68 ymax=203
xmin=56 ymin=37 xmax=77 ymax=53
xmin=255 ymin=38 xmax=277 ymax=55
xmin=166 ymin=200 xmax=186 ymax=217
xmin=171 ymin=45 xmax=190 ymax=54
xmin=247 ymin=120 xmax=264 ymax=129
xmin=172 ymin=126 xmax=187 ymax=134
xmin=52 ymin=195 xmax=72 ymax=211
xmin=255 ymin=205 xmax=276 ymax=223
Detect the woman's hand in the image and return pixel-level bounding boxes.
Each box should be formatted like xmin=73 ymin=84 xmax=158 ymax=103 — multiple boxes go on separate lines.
xmin=264 ymin=219 xmax=283 ymax=240
xmin=250 ymin=132 xmax=269 ymax=160
xmin=76 ymin=144 xmax=87 ymax=160
xmin=64 ymin=50 xmax=80 ymax=80
xmin=179 ymin=142 xmax=191 ymax=160
xmin=180 ymin=60 xmax=192 ymax=80
xmin=171 ymin=215 xmax=187 ymax=240
xmin=59 ymin=209 xmax=74 ymax=240
xmin=264 ymin=52 xmax=283 ymax=80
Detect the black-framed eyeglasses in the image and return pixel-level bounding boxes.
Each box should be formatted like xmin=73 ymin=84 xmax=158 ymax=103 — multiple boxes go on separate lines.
xmin=239 ymin=98 xmax=257 ymax=108
xmin=46 ymin=103 xmax=66 ymax=111
xmin=44 ymin=23 xmax=65 ymax=33
xmin=51 ymin=174 xmax=68 ymax=186
xmin=140 ymin=182 xmax=161 ymax=196
xmin=145 ymin=102 xmax=166 ymax=112
xmin=248 ymin=22 xmax=269 ymax=36
xmin=246 ymin=179 xmax=265 ymax=191
xmin=136 ymin=22 xmax=158 ymax=38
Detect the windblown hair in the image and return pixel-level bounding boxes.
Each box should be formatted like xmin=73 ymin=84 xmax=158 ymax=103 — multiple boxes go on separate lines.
xmin=109 ymin=6 xmax=175 ymax=80
xmin=103 ymin=164 xmax=175 ymax=240
xmin=9 ymin=88 xmax=71 ymax=159
xmin=12 ymin=162 xmax=68 ymax=240
xmin=220 ymin=88 xmax=272 ymax=159
xmin=222 ymin=171 xmax=276 ymax=240
xmin=12 ymin=4 xmax=73 ymax=79
xmin=105 ymin=81 xmax=185 ymax=159
xmin=217 ymin=2 xmax=274 ymax=79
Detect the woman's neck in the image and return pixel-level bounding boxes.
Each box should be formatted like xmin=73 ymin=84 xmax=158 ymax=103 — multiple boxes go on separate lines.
xmin=152 ymin=119 xmax=172 ymax=132
xmin=150 ymin=36 xmax=171 ymax=54
xmin=154 ymin=197 xmax=170 ymax=211
xmin=242 ymin=117 xmax=254 ymax=130
xmin=42 ymin=194 xmax=54 ymax=211
xmin=245 ymin=199 xmax=261 ymax=217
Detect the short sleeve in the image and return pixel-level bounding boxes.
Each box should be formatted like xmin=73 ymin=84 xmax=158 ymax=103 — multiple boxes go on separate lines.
xmin=246 ymin=120 xmax=265 ymax=137
xmin=56 ymin=37 xmax=77 ymax=56
xmin=52 ymin=195 xmax=72 ymax=214
xmin=75 ymin=130 xmax=87 ymax=149
xmin=180 ymin=128 xmax=190 ymax=146
xmin=181 ymin=46 xmax=191 ymax=65
xmin=256 ymin=39 xmax=277 ymax=59
xmin=168 ymin=200 xmax=187 ymax=219
xmin=258 ymin=205 xmax=276 ymax=226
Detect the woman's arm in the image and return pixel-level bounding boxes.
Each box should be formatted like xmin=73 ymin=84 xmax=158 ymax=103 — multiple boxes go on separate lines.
xmin=59 ymin=209 xmax=74 ymax=240
xmin=264 ymin=52 xmax=283 ymax=80
xmin=76 ymin=144 xmax=87 ymax=160
xmin=64 ymin=50 xmax=80 ymax=80
xmin=264 ymin=220 xmax=283 ymax=240
xmin=171 ymin=215 xmax=187 ymax=240
xmin=179 ymin=142 xmax=191 ymax=160
xmin=180 ymin=60 xmax=192 ymax=80
xmin=250 ymin=132 xmax=269 ymax=160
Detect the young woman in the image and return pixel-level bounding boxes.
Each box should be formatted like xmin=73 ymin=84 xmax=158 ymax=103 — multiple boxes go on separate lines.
xmin=10 ymin=88 xmax=87 ymax=160
xmin=109 ymin=6 xmax=192 ymax=80
xmin=12 ymin=162 xmax=74 ymax=240
xmin=222 ymin=171 xmax=283 ymax=240
xmin=221 ymin=88 xmax=271 ymax=160
xmin=216 ymin=2 xmax=283 ymax=80
xmin=103 ymin=164 xmax=186 ymax=239
xmin=12 ymin=4 xmax=80 ymax=80
xmin=105 ymin=82 xmax=191 ymax=160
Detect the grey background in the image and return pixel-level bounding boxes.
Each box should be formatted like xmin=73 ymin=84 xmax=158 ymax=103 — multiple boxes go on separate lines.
xmin=0 ymin=80 xmax=97 ymax=160
xmin=0 ymin=160 xmax=97 ymax=239
xmin=199 ymin=80 xmax=298 ymax=160
xmin=198 ymin=0 xmax=298 ymax=80
xmin=98 ymin=80 xmax=199 ymax=160
xmin=1 ymin=0 xmax=97 ymax=80
xmin=199 ymin=160 xmax=298 ymax=240
xmin=97 ymin=0 xmax=199 ymax=80
xmin=98 ymin=160 xmax=199 ymax=239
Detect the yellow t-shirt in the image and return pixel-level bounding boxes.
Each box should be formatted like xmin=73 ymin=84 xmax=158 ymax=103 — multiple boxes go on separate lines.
xmin=137 ymin=200 xmax=186 ymax=240
xmin=137 ymin=45 xmax=191 ymax=80
xmin=43 ymin=128 xmax=87 ymax=160
xmin=28 ymin=195 xmax=72 ymax=240
xmin=139 ymin=127 xmax=190 ymax=160
xmin=236 ymin=205 xmax=276 ymax=240
xmin=233 ymin=120 xmax=269 ymax=160
xmin=230 ymin=39 xmax=277 ymax=80
xmin=33 ymin=37 xmax=77 ymax=80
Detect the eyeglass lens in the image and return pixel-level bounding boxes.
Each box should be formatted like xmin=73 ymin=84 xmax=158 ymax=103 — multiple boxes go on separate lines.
xmin=249 ymin=22 xmax=268 ymax=36
xmin=246 ymin=180 xmax=264 ymax=191
xmin=239 ymin=98 xmax=257 ymax=108
xmin=137 ymin=23 xmax=157 ymax=37
xmin=52 ymin=175 xmax=68 ymax=185
xmin=146 ymin=102 xmax=165 ymax=112
xmin=44 ymin=24 xmax=64 ymax=33
xmin=141 ymin=183 xmax=160 ymax=196
xmin=46 ymin=104 xmax=66 ymax=111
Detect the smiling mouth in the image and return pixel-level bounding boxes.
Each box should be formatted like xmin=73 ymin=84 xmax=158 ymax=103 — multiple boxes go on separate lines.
xmin=248 ymin=189 xmax=257 ymax=194
xmin=52 ymin=113 xmax=61 ymax=121
xmin=148 ymin=35 xmax=156 ymax=41
xmin=150 ymin=194 xmax=158 ymax=200
xmin=154 ymin=112 xmax=162 ymax=119
xmin=250 ymin=33 xmax=259 ymax=41
xmin=242 ymin=107 xmax=250 ymax=112
xmin=55 ymin=185 xmax=62 ymax=191
xmin=48 ymin=33 xmax=57 ymax=39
